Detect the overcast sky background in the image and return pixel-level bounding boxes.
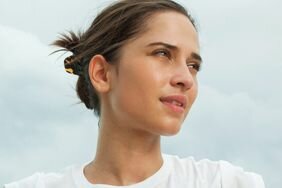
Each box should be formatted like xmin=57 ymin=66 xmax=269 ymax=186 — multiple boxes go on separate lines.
xmin=0 ymin=0 xmax=281 ymax=187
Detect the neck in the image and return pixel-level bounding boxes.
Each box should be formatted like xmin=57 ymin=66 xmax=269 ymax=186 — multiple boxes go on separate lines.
xmin=84 ymin=118 xmax=163 ymax=186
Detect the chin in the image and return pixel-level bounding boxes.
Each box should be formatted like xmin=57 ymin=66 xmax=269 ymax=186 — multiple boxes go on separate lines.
xmin=157 ymin=121 xmax=182 ymax=136
xmin=162 ymin=127 xmax=181 ymax=136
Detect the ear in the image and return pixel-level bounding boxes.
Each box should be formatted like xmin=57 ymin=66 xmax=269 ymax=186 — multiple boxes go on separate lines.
xmin=88 ymin=55 xmax=112 ymax=93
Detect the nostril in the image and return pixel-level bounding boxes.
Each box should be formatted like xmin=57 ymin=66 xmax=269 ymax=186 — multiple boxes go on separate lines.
xmin=177 ymin=82 xmax=185 ymax=87
xmin=174 ymin=79 xmax=193 ymax=91
xmin=170 ymin=69 xmax=194 ymax=90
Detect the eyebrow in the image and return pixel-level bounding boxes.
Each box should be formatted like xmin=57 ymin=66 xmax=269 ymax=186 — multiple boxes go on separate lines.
xmin=146 ymin=42 xmax=203 ymax=64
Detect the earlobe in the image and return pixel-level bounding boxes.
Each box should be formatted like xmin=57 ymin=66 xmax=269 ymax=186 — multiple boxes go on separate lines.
xmin=88 ymin=55 xmax=111 ymax=93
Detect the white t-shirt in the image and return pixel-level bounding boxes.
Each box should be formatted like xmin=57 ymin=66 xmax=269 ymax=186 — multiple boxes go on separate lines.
xmin=4 ymin=154 xmax=265 ymax=188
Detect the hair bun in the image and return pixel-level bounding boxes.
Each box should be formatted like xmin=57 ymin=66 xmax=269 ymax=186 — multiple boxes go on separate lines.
xmin=64 ymin=55 xmax=84 ymax=76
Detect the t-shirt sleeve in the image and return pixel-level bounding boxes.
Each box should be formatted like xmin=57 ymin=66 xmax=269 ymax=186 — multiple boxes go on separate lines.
xmin=219 ymin=160 xmax=265 ymax=188
xmin=3 ymin=173 xmax=44 ymax=188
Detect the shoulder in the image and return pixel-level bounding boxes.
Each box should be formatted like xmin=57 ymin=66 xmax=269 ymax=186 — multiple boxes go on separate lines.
xmin=4 ymin=172 xmax=44 ymax=188
xmin=3 ymin=165 xmax=78 ymax=188
xmin=163 ymin=154 xmax=265 ymax=188
xmin=218 ymin=160 xmax=265 ymax=188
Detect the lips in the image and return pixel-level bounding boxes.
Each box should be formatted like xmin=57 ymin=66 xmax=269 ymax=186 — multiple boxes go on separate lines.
xmin=160 ymin=95 xmax=187 ymax=113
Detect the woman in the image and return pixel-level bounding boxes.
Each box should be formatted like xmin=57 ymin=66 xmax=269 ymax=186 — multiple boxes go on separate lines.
xmin=4 ymin=0 xmax=265 ymax=187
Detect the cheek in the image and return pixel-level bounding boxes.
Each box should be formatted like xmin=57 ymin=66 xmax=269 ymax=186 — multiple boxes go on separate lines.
xmin=111 ymin=70 xmax=147 ymax=113
xmin=112 ymin=63 xmax=166 ymax=114
xmin=119 ymin=60 xmax=166 ymax=94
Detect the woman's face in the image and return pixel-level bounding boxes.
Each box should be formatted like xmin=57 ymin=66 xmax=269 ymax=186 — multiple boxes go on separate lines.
xmin=107 ymin=11 xmax=201 ymax=136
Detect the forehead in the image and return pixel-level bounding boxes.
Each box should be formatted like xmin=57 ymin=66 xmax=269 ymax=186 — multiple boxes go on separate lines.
xmin=133 ymin=11 xmax=199 ymax=53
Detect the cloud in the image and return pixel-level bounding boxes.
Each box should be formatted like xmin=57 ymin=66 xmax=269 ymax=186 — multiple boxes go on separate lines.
xmin=1 ymin=0 xmax=281 ymax=187
xmin=192 ymin=0 xmax=282 ymax=103
xmin=163 ymin=85 xmax=282 ymax=187
xmin=0 ymin=25 xmax=99 ymax=184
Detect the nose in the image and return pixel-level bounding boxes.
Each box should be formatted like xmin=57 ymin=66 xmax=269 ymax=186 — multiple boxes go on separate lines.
xmin=170 ymin=64 xmax=194 ymax=91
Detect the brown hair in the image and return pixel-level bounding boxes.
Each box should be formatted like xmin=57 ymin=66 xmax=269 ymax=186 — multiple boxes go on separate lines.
xmin=52 ymin=0 xmax=197 ymax=116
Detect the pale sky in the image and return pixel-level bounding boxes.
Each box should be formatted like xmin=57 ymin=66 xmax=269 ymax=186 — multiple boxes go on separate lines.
xmin=0 ymin=0 xmax=281 ymax=187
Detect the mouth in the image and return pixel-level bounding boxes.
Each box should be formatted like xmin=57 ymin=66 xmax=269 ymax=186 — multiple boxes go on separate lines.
xmin=159 ymin=95 xmax=187 ymax=113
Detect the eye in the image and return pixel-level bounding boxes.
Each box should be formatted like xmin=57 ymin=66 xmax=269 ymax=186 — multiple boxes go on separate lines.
xmin=187 ymin=62 xmax=201 ymax=72
xmin=153 ymin=49 xmax=172 ymax=59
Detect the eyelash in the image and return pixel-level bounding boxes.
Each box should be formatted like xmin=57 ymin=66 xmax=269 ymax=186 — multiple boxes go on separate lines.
xmin=153 ymin=49 xmax=201 ymax=72
xmin=187 ymin=63 xmax=201 ymax=72
xmin=153 ymin=49 xmax=172 ymax=59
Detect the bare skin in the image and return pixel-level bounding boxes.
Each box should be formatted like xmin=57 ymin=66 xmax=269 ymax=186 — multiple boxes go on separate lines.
xmin=84 ymin=119 xmax=163 ymax=185
xmin=84 ymin=11 xmax=200 ymax=186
